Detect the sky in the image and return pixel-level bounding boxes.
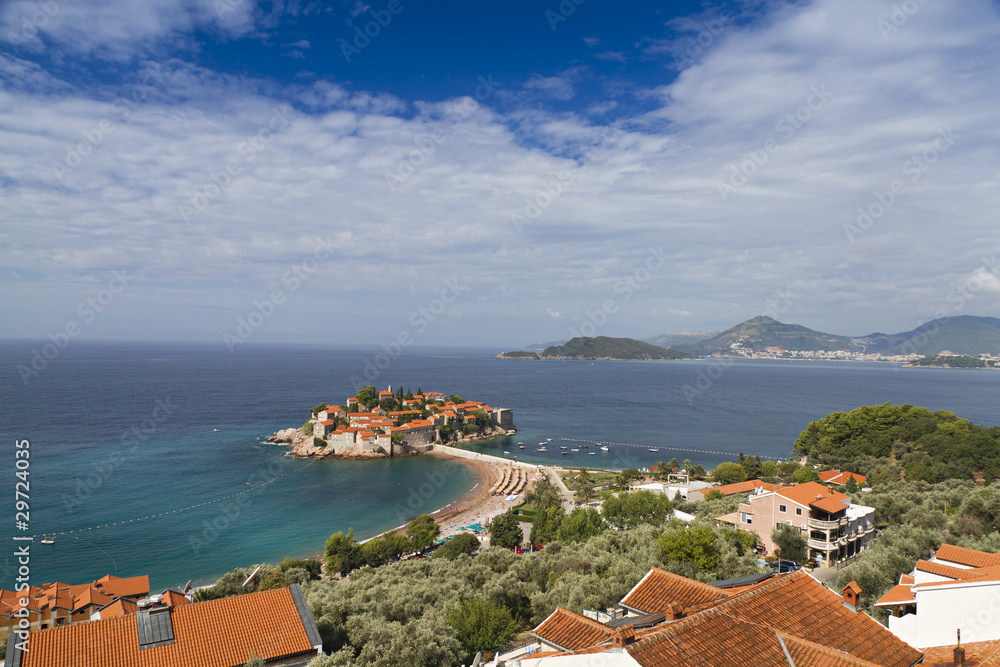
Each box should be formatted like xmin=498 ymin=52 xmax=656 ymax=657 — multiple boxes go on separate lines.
xmin=1 ymin=0 xmax=999 ymax=349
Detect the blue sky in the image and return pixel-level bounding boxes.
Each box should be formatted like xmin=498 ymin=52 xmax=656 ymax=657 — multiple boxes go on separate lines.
xmin=1 ymin=0 xmax=999 ymax=348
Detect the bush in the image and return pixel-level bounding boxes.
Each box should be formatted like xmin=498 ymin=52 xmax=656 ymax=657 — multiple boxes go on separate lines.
xmin=433 ymin=533 xmax=480 ymax=559
xmin=314 ymin=437 xmax=327 ymax=448
xmin=302 ymin=421 xmax=314 ymax=436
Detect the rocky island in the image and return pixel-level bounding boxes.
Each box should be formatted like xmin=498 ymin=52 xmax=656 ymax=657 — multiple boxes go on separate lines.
xmin=497 ymin=336 xmax=692 ymax=361
xmin=267 ymin=385 xmax=515 ymax=459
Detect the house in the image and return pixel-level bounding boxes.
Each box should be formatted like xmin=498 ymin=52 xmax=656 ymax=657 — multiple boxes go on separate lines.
xmin=5 ymin=584 xmax=322 ymax=667
xmin=315 ymin=419 xmax=335 ymax=438
xmin=505 ymin=567 xmax=922 ymax=666
xmin=819 ymin=469 xmax=867 ymax=486
xmin=0 ymin=575 xmax=150 ymax=638
xmin=875 ymin=543 xmax=1000 ymax=649
xmin=711 ymin=479 xmax=783 ymax=497
xmin=718 ymin=481 xmax=875 ymax=565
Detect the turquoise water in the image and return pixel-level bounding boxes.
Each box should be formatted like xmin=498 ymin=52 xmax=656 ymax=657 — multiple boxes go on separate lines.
xmin=2 ymin=341 xmax=998 ymax=591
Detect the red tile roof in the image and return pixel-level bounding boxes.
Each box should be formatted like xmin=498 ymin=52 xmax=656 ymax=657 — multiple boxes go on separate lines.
xmin=915 ymin=559 xmax=984 ymax=580
xmin=935 ymin=544 xmax=1000 ymax=569
xmin=819 ymin=470 xmax=867 ymax=485
xmin=922 ymin=639 xmax=1000 ymax=666
xmin=17 ymin=585 xmax=321 ymax=667
xmin=532 ymin=607 xmax=613 ymax=652
xmin=627 ymin=571 xmax=922 ymax=667
xmin=774 ymin=481 xmax=850 ymax=508
xmin=93 ymin=575 xmax=150 ymax=599
xmin=712 ymin=479 xmax=783 ymax=496
xmin=874 ymin=583 xmax=917 ymax=607
xmin=620 ymin=567 xmax=730 ymax=614
xmin=810 ymin=495 xmax=850 ymax=515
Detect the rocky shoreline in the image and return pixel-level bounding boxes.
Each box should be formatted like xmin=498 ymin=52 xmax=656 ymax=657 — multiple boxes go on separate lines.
xmin=266 ymin=425 xmax=517 ymax=459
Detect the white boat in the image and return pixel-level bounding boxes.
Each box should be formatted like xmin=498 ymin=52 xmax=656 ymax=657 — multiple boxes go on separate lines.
xmin=589 ymin=452 xmax=596 ymax=455
xmin=519 ymin=445 xmax=525 ymax=449
xmin=560 ymin=446 xmax=568 ymax=449
xmin=600 ymin=446 xmax=609 ymax=451
xmin=648 ymin=448 xmax=660 ymax=453
xmin=41 ymin=538 xmax=55 ymax=544
xmin=561 ymin=451 xmax=569 ymax=455
xmin=571 ymin=448 xmax=580 ymax=452
xmin=503 ymin=451 xmax=510 ymax=455
xmin=538 ymin=447 xmax=548 ymax=452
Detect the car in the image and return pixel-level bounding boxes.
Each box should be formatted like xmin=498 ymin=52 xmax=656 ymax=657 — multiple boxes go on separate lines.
xmin=768 ymin=558 xmax=800 ymax=573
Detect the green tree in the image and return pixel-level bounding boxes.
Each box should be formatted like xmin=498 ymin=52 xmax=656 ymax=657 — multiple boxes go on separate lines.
xmin=771 ymin=524 xmax=807 ymax=563
xmin=525 ymin=475 xmax=561 ymax=511
xmin=355 ymin=386 xmax=377 ymax=408
xmin=690 ymin=464 xmax=707 ymax=479
xmin=529 ymin=506 xmax=565 ymax=545
xmin=244 ymin=657 xmax=265 ymax=667
xmin=792 ymin=466 xmax=819 ymax=484
xmin=704 ymin=489 xmax=724 ymax=501
xmin=845 ymin=475 xmax=859 ymax=493
xmin=712 ymin=462 xmax=748 ymax=485
xmin=556 ymin=507 xmax=605 ymax=543
xmin=489 ymin=512 xmax=523 ymax=549
xmin=601 ymin=490 xmax=673 ymax=531
xmin=659 ymin=524 xmax=720 ymax=570
xmin=447 ymin=597 xmax=519 ymax=660
xmin=325 ymin=529 xmax=361 ymax=576
xmin=406 ymin=514 xmax=441 ymax=553
xmin=433 ymin=533 xmax=480 ymax=559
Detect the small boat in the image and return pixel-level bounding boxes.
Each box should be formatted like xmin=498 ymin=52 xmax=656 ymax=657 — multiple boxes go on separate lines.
xmin=578 ymin=445 xmax=588 ymax=449
xmin=600 ymin=446 xmax=609 ymax=451
xmin=41 ymin=539 xmax=55 ymax=544
xmin=503 ymin=451 xmax=510 ymax=455
xmin=648 ymin=448 xmax=660 ymax=453
xmin=589 ymin=452 xmax=596 ymax=455
xmin=212 ymin=428 xmax=220 ymax=432
xmin=560 ymin=446 xmax=568 ymax=449
xmin=517 ymin=442 xmax=523 ymax=445
xmin=537 ymin=447 xmax=547 ymax=452
xmin=539 ymin=442 xmax=547 ymax=446
xmin=571 ymin=448 xmax=580 ymax=452
xmin=561 ymin=451 xmax=569 ymax=455
xmin=519 ymin=445 xmax=525 ymax=449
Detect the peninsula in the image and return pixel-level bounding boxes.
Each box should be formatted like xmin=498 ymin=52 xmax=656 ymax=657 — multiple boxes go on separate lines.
xmin=497 ymin=336 xmax=692 ymax=361
xmin=267 ymin=385 xmax=515 ymax=458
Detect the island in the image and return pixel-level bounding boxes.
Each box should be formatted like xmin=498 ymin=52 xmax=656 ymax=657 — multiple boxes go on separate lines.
xmin=496 ymin=336 xmax=692 ymax=361
xmin=905 ymin=354 xmax=998 ymax=368
xmin=267 ymin=385 xmax=515 ymax=458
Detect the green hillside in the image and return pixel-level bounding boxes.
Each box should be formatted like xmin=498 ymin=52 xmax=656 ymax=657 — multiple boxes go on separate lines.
xmin=498 ymin=337 xmax=692 ymax=360
xmin=882 ymin=316 xmax=1000 ymax=356
xmin=642 ymin=331 xmax=716 ymax=348
xmin=677 ymin=316 xmax=860 ymax=354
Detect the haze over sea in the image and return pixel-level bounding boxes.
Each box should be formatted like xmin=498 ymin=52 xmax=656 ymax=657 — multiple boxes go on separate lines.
xmin=3 ymin=340 xmax=999 ymax=592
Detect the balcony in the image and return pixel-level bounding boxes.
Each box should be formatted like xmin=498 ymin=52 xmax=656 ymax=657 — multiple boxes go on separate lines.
xmin=807 ymin=538 xmax=836 ymax=551
xmin=807 ymin=516 xmax=847 ymax=531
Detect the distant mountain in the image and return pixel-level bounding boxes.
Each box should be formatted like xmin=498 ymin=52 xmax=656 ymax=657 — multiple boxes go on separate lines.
xmin=498 ymin=337 xmax=693 ymax=361
xmin=675 ymin=316 xmax=861 ymax=355
xmin=877 ymin=316 xmax=1000 ymax=356
xmin=642 ymin=331 xmax=717 ymax=348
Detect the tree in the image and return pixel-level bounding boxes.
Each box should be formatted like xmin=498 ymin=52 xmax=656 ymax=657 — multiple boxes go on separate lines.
xmin=659 ymin=524 xmax=720 ymax=570
xmin=845 ymin=475 xmax=859 ymax=493
xmin=792 ymin=466 xmax=819 ymax=484
xmin=325 ymin=529 xmax=361 ymax=576
xmin=742 ymin=455 xmax=762 ymax=480
xmin=244 ymin=658 xmax=265 ymax=667
xmin=447 ymin=597 xmax=519 ymax=660
xmin=433 ymin=532 xmax=480 ymax=559
xmin=489 ymin=511 xmax=523 ymax=549
xmin=530 ymin=506 xmax=565 ymax=545
xmin=355 ymin=386 xmax=377 ymax=408
xmin=690 ymin=464 xmax=707 ymax=479
xmin=771 ymin=524 xmax=807 ymax=563
xmin=601 ymin=490 xmax=673 ymax=531
xmin=406 ymin=514 xmax=441 ymax=553
xmin=704 ymin=489 xmax=724 ymax=501
xmin=525 ymin=476 xmax=561 ymax=511
xmin=667 ymin=458 xmax=679 ymax=473
xmin=556 ymin=507 xmax=605 ymax=543
xmin=712 ymin=462 xmax=747 ymax=485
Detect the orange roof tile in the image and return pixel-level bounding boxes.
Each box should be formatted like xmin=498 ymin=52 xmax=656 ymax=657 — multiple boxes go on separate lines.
xmin=531 ymin=607 xmax=613 ymax=652
xmin=712 ymin=479 xmax=783 ymax=496
xmin=93 ymin=575 xmax=149 ymax=599
xmin=97 ymin=598 xmax=139 ymax=619
xmin=874 ymin=583 xmax=917 ymax=607
xmin=915 ymin=559 xmax=984 ymax=580
xmin=620 ymin=567 xmax=730 ymax=614
xmin=818 ymin=470 xmax=867 ymax=485
xmin=810 ymin=495 xmax=849 ymax=514
xmin=922 ymin=639 xmax=1000 ymax=666
xmin=774 ymin=481 xmax=849 ymax=507
xmin=935 ymin=543 xmax=1000 ymax=569
xmin=16 ymin=585 xmax=320 ymax=667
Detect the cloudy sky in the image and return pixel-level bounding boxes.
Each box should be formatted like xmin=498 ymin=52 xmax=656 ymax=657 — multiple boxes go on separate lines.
xmin=1 ymin=0 xmax=999 ymax=348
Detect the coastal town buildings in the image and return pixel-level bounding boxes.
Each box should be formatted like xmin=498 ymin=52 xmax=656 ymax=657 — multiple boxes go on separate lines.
xmin=495 ymin=565 xmax=922 ymax=666
xmin=0 ymin=574 xmax=150 ymax=639
xmin=875 ymin=543 xmax=1000 ymax=650
xmin=4 ymin=584 xmax=322 ymax=667
xmin=716 ymin=481 xmax=875 ymax=565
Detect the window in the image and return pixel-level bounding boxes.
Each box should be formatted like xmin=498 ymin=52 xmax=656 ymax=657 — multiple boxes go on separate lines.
xmin=779 ymin=504 xmax=787 ymax=513
xmin=740 ymin=512 xmax=752 ymax=525
xmin=796 ymin=508 xmax=802 ymax=516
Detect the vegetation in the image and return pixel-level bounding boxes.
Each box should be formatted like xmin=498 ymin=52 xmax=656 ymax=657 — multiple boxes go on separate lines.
xmin=601 ymin=490 xmax=674 ymax=530
xmin=771 ymin=524 xmax=807 ymax=562
xmin=498 ymin=336 xmax=692 ymax=360
xmin=433 ymin=533 xmax=481 ymax=559
xmin=792 ymin=403 xmax=1000 ymax=483
xmin=676 ymin=316 xmax=860 ymax=355
xmin=711 ymin=461 xmax=747 ymax=485
xmin=909 ymin=354 xmax=988 ymax=368
xmin=406 ymin=514 xmax=441 ymax=553
xmin=488 ymin=511 xmax=523 ymax=549
xmin=446 ymin=597 xmax=519 ymax=661
xmin=301 ymin=420 xmax=314 ymax=436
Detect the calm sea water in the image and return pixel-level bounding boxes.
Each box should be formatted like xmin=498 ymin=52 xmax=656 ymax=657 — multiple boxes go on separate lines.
xmin=2 ymin=340 xmax=998 ymax=591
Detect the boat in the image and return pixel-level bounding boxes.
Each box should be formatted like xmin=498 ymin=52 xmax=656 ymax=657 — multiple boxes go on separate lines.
xmin=561 ymin=451 xmax=569 ymax=455
xmin=648 ymin=448 xmax=660 ymax=453
xmin=571 ymin=448 xmax=580 ymax=452
xmin=212 ymin=428 xmax=220 ymax=432
xmin=589 ymin=452 xmax=596 ymax=455
xmin=578 ymin=445 xmax=588 ymax=449
xmin=519 ymin=445 xmax=525 ymax=449
xmin=600 ymin=446 xmax=609 ymax=451
xmin=503 ymin=451 xmax=510 ymax=455
xmin=537 ymin=447 xmax=547 ymax=452
xmin=560 ymin=446 xmax=568 ymax=449
xmin=41 ymin=538 xmax=55 ymax=544
xmin=517 ymin=442 xmax=523 ymax=445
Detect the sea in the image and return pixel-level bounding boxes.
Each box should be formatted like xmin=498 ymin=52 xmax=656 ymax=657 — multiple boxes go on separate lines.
xmin=2 ymin=340 xmax=999 ymax=592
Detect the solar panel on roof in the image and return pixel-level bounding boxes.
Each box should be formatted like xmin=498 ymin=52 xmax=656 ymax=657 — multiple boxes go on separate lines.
xmin=137 ymin=607 xmax=175 ymax=649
